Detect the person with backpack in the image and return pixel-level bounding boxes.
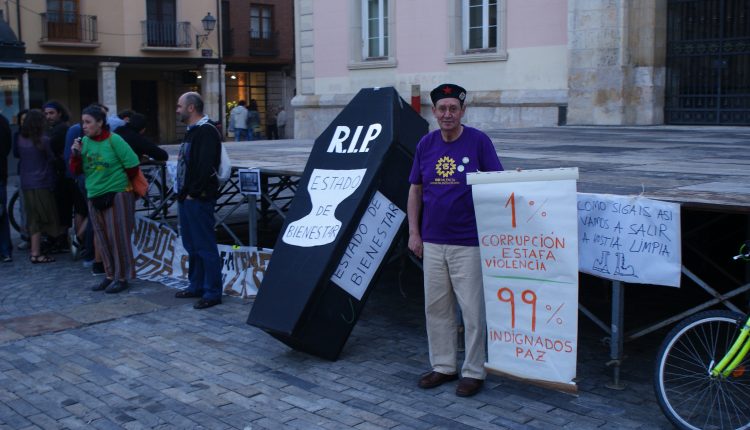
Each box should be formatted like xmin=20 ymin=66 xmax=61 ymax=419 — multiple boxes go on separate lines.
xmin=173 ymin=92 xmax=223 ymax=310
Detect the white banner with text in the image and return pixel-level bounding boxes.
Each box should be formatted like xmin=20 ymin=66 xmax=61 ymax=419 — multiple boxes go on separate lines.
xmin=470 ymin=168 xmax=579 ymax=391
xmin=131 ymin=215 xmax=272 ymax=298
xmin=577 ymin=193 xmax=681 ymax=287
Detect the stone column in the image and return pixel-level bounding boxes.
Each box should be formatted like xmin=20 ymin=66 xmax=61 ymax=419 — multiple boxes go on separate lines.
xmin=97 ymin=62 xmax=119 ymax=114
xmin=201 ymin=63 xmax=221 ymax=121
xmin=567 ymin=0 xmax=666 ymax=125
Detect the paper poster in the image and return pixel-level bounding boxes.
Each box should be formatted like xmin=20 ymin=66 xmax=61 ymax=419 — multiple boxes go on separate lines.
xmin=470 ymin=168 xmax=579 ymax=390
xmin=577 ymin=193 xmax=681 ymax=287
xmin=132 ymin=216 xmax=272 ymax=298
xmin=282 ymin=168 xmax=368 ymax=247
xmin=331 ymin=191 xmax=405 ymax=300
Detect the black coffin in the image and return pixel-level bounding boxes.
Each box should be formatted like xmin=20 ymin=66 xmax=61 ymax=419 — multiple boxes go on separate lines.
xmin=247 ymin=87 xmax=428 ymax=360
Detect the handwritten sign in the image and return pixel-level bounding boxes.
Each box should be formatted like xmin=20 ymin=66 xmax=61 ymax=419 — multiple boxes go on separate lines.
xmin=282 ymin=168 xmax=367 ymax=247
xmin=470 ymin=168 xmax=579 ymax=391
xmin=132 ymin=216 xmax=272 ymax=298
xmin=577 ymin=193 xmax=681 ymax=287
xmin=331 ymin=191 xmax=405 ymax=300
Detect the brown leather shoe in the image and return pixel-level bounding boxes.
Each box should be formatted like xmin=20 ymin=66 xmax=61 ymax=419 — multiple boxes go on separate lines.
xmin=455 ymin=377 xmax=484 ymax=397
xmin=418 ymin=371 xmax=458 ymax=389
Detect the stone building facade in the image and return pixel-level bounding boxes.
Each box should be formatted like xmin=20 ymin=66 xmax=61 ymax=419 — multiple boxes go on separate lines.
xmin=292 ymin=0 xmax=749 ymax=138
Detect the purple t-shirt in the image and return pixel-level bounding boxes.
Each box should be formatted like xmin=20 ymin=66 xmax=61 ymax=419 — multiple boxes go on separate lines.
xmin=409 ymin=126 xmax=503 ymax=246
xmin=17 ymin=135 xmax=56 ymax=190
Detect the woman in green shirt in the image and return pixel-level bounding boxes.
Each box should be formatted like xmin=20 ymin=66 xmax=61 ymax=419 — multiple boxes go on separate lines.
xmin=70 ymin=106 xmax=141 ymax=294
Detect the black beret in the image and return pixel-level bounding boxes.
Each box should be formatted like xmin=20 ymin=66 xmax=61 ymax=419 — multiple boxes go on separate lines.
xmin=430 ymin=83 xmax=467 ymax=106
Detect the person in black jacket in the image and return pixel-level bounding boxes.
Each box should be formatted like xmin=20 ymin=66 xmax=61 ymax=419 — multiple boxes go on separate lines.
xmin=113 ymin=113 xmax=168 ymax=162
xmin=174 ymin=92 xmax=223 ymax=309
xmin=43 ymin=101 xmax=72 ymax=252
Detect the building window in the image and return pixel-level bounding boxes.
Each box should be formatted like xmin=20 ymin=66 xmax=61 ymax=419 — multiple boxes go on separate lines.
xmin=362 ymin=0 xmax=388 ymax=58
xmin=46 ymin=0 xmax=80 ymax=40
xmin=250 ymin=4 xmax=273 ymax=40
xmin=464 ymin=0 xmax=496 ymax=51
xmin=47 ymin=0 xmax=78 ymax=23
xmin=349 ymin=0 xmax=396 ymax=70
xmin=447 ymin=0 xmax=507 ymax=63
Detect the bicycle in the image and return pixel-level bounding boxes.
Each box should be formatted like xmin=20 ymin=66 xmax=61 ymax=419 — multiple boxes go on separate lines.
xmin=6 ymin=162 xmax=175 ymax=237
xmin=654 ymin=243 xmax=750 ymax=430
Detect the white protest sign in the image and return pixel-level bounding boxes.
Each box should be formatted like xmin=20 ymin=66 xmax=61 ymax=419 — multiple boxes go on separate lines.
xmin=331 ymin=191 xmax=405 ymax=300
xmin=132 ymin=216 xmax=272 ymax=298
xmin=470 ymin=168 xmax=579 ymax=391
xmin=577 ymin=193 xmax=681 ymax=287
xmin=282 ymin=168 xmax=367 ymax=247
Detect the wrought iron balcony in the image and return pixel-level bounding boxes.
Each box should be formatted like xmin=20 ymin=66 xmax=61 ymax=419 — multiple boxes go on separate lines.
xmin=40 ymin=13 xmax=98 ymax=45
xmin=248 ymin=30 xmax=279 ymax=56
xmin=141 ymin=20 xmax=192 ymax=49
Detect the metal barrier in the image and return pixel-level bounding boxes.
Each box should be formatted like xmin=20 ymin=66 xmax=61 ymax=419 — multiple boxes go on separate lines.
xmin=135 ymin=161 xmax=299 ymax=247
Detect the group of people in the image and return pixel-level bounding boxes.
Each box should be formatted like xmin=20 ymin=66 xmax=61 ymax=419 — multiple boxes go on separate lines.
xmin=1 ymin=82 xmax=503 ymax=393
xmin=229 ymin=100 xmax=287 ymax=141
xmin=0 ymin=101 xmax=168 ymax=295
xmin=0 ymin=91 xmax=242 ymax=310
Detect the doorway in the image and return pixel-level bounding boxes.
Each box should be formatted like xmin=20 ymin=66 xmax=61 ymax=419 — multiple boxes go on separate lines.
xmin=665 ymin=0 xmax=750 ymax=124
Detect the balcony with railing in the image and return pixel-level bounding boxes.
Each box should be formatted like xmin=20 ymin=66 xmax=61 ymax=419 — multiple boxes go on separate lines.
xmin=248 ymin=30 xmax=279 ymax=56
xmin=39 ymin=13 xmax=99 ymax=48
xmin=141 ymin=20 xmax=192 ymax=51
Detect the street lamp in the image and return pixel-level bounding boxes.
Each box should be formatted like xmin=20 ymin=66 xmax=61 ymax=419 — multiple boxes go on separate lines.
xmin=196 ymin=12 xmax=217 ymax=49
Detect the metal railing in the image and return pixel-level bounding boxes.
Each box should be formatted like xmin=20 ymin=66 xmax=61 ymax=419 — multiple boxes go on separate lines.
xmin=248 ymin=30 xmax=278 ymax=56
xmin=141 ymin=20 xmax=192 ymax=48
xmin=40 ymin=13 xmax=98 ymax=43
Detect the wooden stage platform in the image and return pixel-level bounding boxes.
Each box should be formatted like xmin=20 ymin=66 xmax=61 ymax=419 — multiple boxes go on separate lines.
xmin=164 ymin=125 xmax=750 ymax=212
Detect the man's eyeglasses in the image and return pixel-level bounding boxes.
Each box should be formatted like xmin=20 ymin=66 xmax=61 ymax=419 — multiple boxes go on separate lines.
xmin=435 ymin=105 xmax=462 ymax=115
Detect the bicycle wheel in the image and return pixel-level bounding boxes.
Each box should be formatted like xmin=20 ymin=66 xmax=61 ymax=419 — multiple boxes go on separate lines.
xmin=654 ymin=309 xmax=750 ymax=430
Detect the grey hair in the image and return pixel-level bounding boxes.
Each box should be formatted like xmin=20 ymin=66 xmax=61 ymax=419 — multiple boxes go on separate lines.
xmin=182 ymin=92 xmax=204 ymax=114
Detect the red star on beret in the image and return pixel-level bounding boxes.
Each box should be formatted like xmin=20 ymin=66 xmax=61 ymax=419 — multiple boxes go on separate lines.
xmin=442 ymin=86 xmax=453 ymax=95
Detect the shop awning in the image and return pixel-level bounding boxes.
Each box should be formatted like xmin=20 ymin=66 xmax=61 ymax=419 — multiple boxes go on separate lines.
xmin=0 ymin=61 xmax=69 ymax=72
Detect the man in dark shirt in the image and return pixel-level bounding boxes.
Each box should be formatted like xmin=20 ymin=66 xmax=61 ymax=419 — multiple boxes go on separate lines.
xmin=173 ymin=92 xmax=223 ymax=310
xmin=113 ymin=113 xmax=168 ymax=162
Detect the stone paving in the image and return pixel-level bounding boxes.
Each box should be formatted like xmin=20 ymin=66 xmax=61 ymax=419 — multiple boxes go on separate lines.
xmin=0 ymin=247 xmax=673 ymax=430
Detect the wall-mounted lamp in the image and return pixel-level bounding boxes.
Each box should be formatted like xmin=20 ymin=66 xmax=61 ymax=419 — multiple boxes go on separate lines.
xmin=196 ymin=12 xmax=217 ymax=49
xmin=230 ymin=74 xmax=237 ymax=80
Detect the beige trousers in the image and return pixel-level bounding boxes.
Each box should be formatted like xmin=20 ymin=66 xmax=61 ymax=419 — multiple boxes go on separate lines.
xmin=423 ymin=242 xmax=487 ymax=379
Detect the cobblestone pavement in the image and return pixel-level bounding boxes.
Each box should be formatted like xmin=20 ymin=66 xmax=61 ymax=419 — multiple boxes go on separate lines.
xmin=0 ymin=247 xmax=673 ymax=430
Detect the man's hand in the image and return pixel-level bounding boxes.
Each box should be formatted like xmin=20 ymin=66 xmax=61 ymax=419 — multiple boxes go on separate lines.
xmin=408 ymin=233 xmax=423 ymax=259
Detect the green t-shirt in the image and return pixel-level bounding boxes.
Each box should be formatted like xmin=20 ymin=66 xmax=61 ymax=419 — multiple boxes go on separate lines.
xmin=82 ymin=133 xmax=140 ymax=198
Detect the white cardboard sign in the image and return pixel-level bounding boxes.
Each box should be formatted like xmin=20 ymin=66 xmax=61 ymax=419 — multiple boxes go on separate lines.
xmin=470 ymin=168 xmax=579 ymax=390
xmin=331 ymin=191 xmax=405 ymax=300
xmin=577 ymin=193 xmax=681 ymax=287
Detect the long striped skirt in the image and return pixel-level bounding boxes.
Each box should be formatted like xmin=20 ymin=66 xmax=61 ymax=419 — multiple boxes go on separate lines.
xmin=88 ymin=191 xmax=136 ymax=281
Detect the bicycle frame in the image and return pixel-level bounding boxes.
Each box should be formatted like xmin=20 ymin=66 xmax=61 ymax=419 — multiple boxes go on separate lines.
xmin=711 ymin=316 xmax=750 ymax=378
xmin=709 ymin=244 xmax=750 ymax=379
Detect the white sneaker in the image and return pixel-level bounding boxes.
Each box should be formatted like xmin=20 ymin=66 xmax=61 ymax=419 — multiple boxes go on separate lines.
xmin=17 ymin=241 xmax=29 ymax=250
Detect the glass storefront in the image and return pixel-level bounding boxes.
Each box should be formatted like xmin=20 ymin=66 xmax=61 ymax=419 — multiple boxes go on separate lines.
xmin=0 ymin=76 xmax=21 ymax=126
xmin=224 ymin=71 xmax=267 ymax=137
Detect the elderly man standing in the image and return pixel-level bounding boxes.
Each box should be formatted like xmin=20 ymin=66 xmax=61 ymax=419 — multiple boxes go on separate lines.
xmin=408 ymin=83 xmax=503 ymax=397
xmin=174 ymin=92 xmax=223 ymax=309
